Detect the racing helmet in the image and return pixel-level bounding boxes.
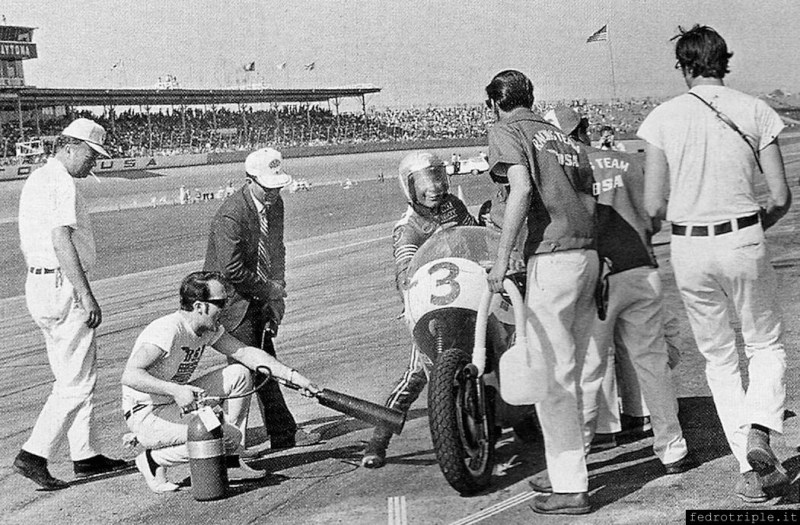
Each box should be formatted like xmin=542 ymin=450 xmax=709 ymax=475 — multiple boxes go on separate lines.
xmin=397 ymin=151 xmax=449 ymax=204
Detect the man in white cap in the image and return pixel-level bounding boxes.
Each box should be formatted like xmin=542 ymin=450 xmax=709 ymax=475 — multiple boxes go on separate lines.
xmin=14 ymin=117 xmax=128 ymax=490
xmin=204 ymin=147 xmax=321 ymax=453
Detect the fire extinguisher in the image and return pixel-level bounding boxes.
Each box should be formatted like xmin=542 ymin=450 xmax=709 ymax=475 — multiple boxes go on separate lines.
xmin=186 ymin=406 xmax=228 ymax=501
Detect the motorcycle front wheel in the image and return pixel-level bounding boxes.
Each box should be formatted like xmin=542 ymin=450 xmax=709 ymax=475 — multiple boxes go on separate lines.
xmin=428 ymin=348 xmax=495 ymax=495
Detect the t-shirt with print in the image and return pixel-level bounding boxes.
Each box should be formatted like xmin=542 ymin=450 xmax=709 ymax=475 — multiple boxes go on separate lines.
xmin=122 ymin=311 xmax=225 ymax=409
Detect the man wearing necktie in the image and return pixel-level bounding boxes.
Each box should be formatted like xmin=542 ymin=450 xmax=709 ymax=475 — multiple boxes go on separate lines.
xmin=204 ymin=147 xmax=321 ymax=452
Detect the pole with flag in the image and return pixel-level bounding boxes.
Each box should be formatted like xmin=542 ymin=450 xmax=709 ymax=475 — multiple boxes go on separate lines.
xmin=587 ymin=24 xmax=617 ymax=100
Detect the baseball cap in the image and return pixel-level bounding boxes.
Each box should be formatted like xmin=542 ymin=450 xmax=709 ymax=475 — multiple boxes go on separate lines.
xmin=62 ymin=118 xmax=111 ymax=158
xmin=245 ymin=147 xmax=293 ymax=188
xmin=543 ymin=106 xmax=583 ymax=136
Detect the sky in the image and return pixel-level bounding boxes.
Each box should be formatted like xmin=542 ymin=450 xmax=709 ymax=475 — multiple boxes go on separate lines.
xmin=4 ymin=0 xmax=800 ymax=109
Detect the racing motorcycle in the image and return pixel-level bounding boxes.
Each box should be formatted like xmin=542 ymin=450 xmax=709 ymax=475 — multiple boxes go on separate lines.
xmin=403 ymin=225 xmax=546 ymax=495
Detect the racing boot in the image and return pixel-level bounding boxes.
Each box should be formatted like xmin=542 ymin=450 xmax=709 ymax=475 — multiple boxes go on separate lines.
xmin=361 ymin=428 xmax=392 ymax=469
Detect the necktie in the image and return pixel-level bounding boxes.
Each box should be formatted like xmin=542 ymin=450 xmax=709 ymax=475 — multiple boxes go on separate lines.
xmin=257 ymin=208 xmax=270 ymax=282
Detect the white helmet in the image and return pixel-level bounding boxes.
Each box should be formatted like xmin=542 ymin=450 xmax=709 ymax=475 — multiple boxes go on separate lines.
xmin=397 ymin=151 xmax=449 ymax=203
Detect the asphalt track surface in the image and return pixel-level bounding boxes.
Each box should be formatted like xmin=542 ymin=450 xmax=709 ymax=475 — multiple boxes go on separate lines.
xmin=1 ymin=142 xmax=800 ymax=524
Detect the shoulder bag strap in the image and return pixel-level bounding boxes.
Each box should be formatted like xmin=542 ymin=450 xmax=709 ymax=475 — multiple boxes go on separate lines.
xmin=688 ymin=92 xmax=763 ymax=173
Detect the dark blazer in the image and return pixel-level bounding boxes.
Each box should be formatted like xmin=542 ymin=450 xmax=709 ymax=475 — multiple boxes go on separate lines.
xmin=204 ymin=185 xmax=286 ymax=331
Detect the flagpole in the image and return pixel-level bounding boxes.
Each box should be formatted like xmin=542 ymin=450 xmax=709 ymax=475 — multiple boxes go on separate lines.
xmin=606 ymin=23 xmax=617 ymax=100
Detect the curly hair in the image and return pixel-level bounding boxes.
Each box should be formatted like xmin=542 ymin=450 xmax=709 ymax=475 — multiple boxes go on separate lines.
xmin=485 ymin=70 xmax=535 ymax=112
xmin=672 ymin=24 xmax=733 ymax=79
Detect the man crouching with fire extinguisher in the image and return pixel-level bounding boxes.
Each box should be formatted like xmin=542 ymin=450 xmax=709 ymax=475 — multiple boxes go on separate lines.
xmin=121 ymin=271 xmax=318 ymax=493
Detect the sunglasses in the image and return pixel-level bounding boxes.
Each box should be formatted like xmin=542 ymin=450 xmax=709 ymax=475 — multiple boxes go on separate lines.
xmin=204 ymin=298 xmax=228 ymax=309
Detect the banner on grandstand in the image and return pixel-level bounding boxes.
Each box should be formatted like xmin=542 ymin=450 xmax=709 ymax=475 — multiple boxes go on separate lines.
xmin=0 ymin=154 xmax=210 ymax=181
xmin=587 ymin=25 xmax=608 ymax=43
xmin=0 ymin=41 xmax=37 ymax=59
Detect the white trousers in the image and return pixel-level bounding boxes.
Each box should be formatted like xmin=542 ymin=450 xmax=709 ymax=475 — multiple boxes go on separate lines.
xmin=595 ymin=306 xmax=682 ymax=433
xmin=23 ymin=270 xmax=99 ymax=461
xmin=582 ymin=267 xmax=688 ymax=464
xmin=671 ymin=223 xmax=786 ymax=473
xmin=526 ymin=249 xmax=598 ymax=493
xmin=126 ymin=364 xmax=252 ymax=467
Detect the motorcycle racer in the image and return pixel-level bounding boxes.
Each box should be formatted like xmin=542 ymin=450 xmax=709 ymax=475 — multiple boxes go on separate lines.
xmin=361 ymin=151 xmax=476 ymax=468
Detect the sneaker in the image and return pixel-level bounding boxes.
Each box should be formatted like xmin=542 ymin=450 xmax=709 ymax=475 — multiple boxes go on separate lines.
xmin=271 ymin=428 xmax=322 ymax=450
xmin=746 ymin=427 xmax=788 ymax=481
xmin=735 ymin=470 xmax=768 ymax=504
xmin=135 ymin=452 xmax=179 ymax=493
xmin=663 ymin=453 xmax=698 ymax=475
xmin=73 ymin=455 xmax=130 ymax=478
xmin=228 ymin=458 xmax=267 ymax=482
xmin=530 ymin=492 xmax=591 ymax=515
xmin=361 ymin=440 xmax=387 ymax=469
xmin=13 ymin=450 xmax=69 ymax=491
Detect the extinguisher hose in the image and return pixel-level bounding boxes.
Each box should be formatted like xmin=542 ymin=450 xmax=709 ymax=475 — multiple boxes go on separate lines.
xmin=199 ymin=365 xmax=274 ymax=403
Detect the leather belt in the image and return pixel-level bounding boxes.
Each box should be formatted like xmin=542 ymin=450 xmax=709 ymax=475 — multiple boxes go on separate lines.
xmin=123 ymin=404 xmax=148 ymax=420
xmin=671 ymin=213 xmax=759 ymax=237
xmin=29 ymin=267 xmax=57 ymax=275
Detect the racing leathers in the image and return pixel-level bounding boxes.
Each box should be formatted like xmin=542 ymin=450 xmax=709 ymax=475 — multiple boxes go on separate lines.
xmin=371 ymin=194 xmax=476 ymax=450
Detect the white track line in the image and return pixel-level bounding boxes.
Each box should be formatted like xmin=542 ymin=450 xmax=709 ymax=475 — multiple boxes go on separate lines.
xmin=449 ymin=491 xmax=537 ymax=525
xmin=294 ymin=235 xmax=388 ymax=259
xmin=388 ymin=495 xmax=408 ymax=525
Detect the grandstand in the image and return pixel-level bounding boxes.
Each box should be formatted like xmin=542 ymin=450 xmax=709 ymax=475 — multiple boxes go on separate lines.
xmin=0 ymin=23 xmax=381 ymax=172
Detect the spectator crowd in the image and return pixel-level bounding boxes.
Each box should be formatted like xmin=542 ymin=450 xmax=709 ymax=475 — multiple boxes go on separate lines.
xmin=0 ymin=95 xmax=792 ymax=163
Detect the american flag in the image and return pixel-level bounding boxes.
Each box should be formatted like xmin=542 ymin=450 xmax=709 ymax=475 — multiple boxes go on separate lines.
xmin=587 ymin=25 xmax=608 ymax=43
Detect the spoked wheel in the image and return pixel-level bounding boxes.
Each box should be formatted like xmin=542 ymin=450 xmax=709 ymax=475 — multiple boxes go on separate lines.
xmin=428 ymin=348 xmax=495 ymax=495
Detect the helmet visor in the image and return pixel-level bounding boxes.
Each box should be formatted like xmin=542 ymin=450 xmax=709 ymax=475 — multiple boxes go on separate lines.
xmin=410 ymin=166 xmax=449 ymax=194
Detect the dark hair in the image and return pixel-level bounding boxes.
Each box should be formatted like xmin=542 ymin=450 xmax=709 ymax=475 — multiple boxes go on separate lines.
xmin=179 ymin=271 xmax=228 ymax=311
xmin=485 ymin=70 xmax=534 ymax=112
xmin=672 ymin=24 xmax=732 ymax=79
xmin=599 ymin=125 xmax=614 ymax=134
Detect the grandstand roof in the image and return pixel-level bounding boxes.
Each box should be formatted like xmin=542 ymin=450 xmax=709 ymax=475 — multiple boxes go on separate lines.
xmin=0 ymin=85 xmax=381 ymax=110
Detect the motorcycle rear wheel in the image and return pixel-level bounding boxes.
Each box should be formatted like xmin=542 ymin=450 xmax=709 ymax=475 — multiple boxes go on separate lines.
xmin=428 ymin=348 xmax=495 ymax=495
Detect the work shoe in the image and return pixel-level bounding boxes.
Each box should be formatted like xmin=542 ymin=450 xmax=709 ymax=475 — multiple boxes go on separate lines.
xmin=271 ymin=428 xmax=322 ymax=450
xmin=73 ymin=454 xmax=130 ymax=478
xmin=619 ymin=414 xmax=652 ymax=438
xmin=13 ymin=450 xmax=69 ymax=491
xmin=735 ymin=470 xmax=768 ymax=504
xmin=135 ymin=452 xmax=178 ymax=493
xmin=530 ymin=492 xmax=591 ymax=515
xmin=746 ymin=427 xmax=788 ymax=481
xmin=227 ymin=457 xmax=267 ymax=482
xmin=361 ymin=440 xmax=387 ymax=469
xmin=527 ymin=470 xmax=552 ymax=493
xmin=590 ymin=433 xmax=617 ymax=452
xmin=663 ymin=453 xmax=698 ymax=475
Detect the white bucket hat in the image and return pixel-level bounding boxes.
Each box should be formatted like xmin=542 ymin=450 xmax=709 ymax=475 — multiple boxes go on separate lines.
xmin=62 ymin=118 xmax=111 ymax=158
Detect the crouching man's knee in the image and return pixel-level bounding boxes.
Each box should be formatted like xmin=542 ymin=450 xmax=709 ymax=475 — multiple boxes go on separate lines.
xmin=222 ymin=363 xmax=253 ymax=396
